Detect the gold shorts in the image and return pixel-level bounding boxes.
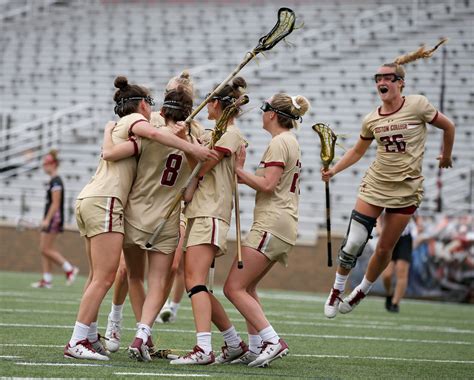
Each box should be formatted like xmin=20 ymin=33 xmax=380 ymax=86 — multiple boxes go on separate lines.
xmin=358 ymin=177 xmax=424 ymax=208
xmin=243 ymin=229 xmax=293 ymax=267
xmin=123 ymin=220 xmax=179 ymax=255
xmin=75 ymin=197 xmax=124 ymax=238
xmin=184 ymin=217 xmax=230 ymax=257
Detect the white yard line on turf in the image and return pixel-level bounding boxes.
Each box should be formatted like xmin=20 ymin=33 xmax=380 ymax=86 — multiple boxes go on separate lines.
xmin=0 ymin=355 xmax=21 ymax=359
xmin=1 ymin=323 xmax=472 ymax=346
xmin=293 ymin=354 xmax=474 ymax=364
xmin=114 ymin=373 xmax=210 ymax=377
xmin=16 ymin=362 xmax=111 ymax=367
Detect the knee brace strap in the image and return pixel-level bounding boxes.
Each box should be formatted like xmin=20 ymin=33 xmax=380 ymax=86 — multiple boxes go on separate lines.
xmin=187 ymin=284 xmax=208 ymax=298
xmin=338 ymin=210 xmax=377 ymax=269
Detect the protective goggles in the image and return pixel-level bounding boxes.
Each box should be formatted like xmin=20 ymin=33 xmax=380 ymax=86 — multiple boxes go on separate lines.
xmin=373 ymin=73 xmax=404 ymax=83
xmin=260 ymin=101 xmax=302 ymax=122
xmin=205 ymin=93 xmax=234 ymax=104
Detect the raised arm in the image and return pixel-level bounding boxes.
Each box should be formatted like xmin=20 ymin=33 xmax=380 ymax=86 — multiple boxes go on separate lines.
xmin=101 ymin=121 xmax=138 ymax=161
xmin=431 ymin=112 xmax=455 ymax=168
xmin=131 ymin=121 xmax=219 ymax=162
xmin=321 ymin=137 xmax=372 ymax=182
xmin=235 ymin=145 xmax=283 ymax=193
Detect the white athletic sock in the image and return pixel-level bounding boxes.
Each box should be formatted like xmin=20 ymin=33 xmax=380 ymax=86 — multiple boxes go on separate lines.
xmin=43 ymin=273 xmax=52 ymax=283
xmin=170 ymin=301 xmax=180 ymax=315
xmin=62 ymin=261 xmax=73 ymax=273
xmin=359 ymin=276 xmax=374 ymax=294
xmin=248 ymin=334 xmax=263 ymax=354
xmin=136 ymin=323 xmax=151 ymax=342
xmin=69 ymin=321 xmax=89 ymax=347
xmin=87 ymin=321 xmax=98 ymax=342
xmin=110 ymin=303 xmax=124 ymax=321
xmin=221 ymin=326 xmax=242 ymax=347
xmin=333 ymin=272 xmax=348 ymax=292
xmin=259 ymin=325 xmax=279 ymax=344
xmin=196 ymin=332 xmax=212 ymax=355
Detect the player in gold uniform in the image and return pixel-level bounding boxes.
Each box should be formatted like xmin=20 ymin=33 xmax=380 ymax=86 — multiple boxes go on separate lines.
xmin=225 ymin=93 xmax=310 ymax=367
xmin=65 ymin=76 xmax=214 ymax=361
xmin=322 ymin=42 xmax=455 ymax=318
xmin=170 ymin=77 xmax=248 ymax=365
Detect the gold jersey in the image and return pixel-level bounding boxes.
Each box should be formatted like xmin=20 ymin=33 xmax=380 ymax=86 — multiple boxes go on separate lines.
xmin=184 ymin=124 xmax=245 ymax=224
xmin=358 ymin=94 xmax=438 ymax=207
xmin=77 ymin=113 xmax=145 ymax=205
xmin=251 ymin=131 xmax=301 ymax=244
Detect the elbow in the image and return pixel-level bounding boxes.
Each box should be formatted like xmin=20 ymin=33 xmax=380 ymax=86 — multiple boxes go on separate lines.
xmin=101 ymin=151 xmax=114 ymax=161
xmin=261 ymin=184 xmax=276 ymax=194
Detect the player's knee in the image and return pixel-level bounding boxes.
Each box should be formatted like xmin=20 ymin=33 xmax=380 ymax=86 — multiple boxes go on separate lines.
xmin=338 ymin=210 xmax=377 ymax=269
xmin=187 ymin=284 xmax=208 ymax=298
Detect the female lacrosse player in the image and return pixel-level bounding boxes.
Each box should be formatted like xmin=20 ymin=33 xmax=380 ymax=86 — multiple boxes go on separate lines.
xmin=322 ymin=40 xmax=455 ymax=318
xmin=31 ymin=150 xmax=79 ymax=289
xmin=103 ymin=71 xmax=205 ymax=355
xmin=170 ymin=77 xmax=248 ymax=365
xmin=64 ymin=76 xmax=214 ymax=361
xmin=224 ymin=93 xmax=310 ymax=368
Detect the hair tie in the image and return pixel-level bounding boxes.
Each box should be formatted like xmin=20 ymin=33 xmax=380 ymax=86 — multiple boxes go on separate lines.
xmin=290 ymin=96 xmax=301 ymax=110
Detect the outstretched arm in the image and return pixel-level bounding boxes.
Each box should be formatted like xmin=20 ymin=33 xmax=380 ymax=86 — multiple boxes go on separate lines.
xmin=431 ymin=112 xmax=455 ymax=168
xmin=321 ymin=137 xmax=372 ymax=182
xmin=102 ymin=121 xmax=138 ymax=161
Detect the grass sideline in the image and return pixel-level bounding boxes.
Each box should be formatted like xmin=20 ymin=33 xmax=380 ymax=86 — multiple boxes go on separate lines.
xmin=0 ymin=271 xmax=473 ymax=379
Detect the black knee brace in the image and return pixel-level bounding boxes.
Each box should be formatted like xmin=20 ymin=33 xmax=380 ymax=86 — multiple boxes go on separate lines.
xmin=187 ymin=284 xmax=208 ymax=298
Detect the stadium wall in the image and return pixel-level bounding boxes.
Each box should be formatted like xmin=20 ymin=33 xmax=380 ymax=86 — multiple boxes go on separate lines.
xmin=0 ymin=225 xmax=342 ymax=292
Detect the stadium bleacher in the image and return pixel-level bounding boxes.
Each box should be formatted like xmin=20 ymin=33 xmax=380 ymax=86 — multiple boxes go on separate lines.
xmin=1 ymin=0 xmax=473 ymax=242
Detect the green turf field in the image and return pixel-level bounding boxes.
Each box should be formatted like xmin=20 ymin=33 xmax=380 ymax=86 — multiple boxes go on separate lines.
xmin=0 ymin=271 xmax=473 ymax=379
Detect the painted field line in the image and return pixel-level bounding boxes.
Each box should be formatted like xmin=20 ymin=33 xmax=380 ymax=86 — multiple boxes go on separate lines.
xmin=16 ymin=361 xmax=111 ymax=367
xmin=1 ymin=344 xmax=64 ymax=348
xmin=114 ymin=372 xmax=210 ymax=377
xmin=2 ymin=323 xmax=471 ymax=346
xmin=293 ymin=354 xmax=474 ymax=364
xmin=0 ymin=355 xmax=21 ymax=359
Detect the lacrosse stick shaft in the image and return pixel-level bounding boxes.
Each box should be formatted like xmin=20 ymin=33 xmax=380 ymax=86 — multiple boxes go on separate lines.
xmin=145 ymin=162 xmax=203 ymax=248
xmin=234 ymin=173 xmax=243 ymax=269
xmin=185 ymin=53 xmax=254 ymax=124
xmin=325 ymin=180 xmax=333 ymax=267
xmin=208 ymin=259 xmax=215 ymax=293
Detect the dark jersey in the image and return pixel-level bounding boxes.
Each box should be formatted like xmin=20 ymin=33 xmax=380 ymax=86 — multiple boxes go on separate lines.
xmin=44 ymin=175 xmax=64 ymax=228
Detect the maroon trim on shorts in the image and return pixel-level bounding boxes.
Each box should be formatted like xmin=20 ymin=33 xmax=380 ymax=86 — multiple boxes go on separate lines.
xmin=211 ymin=218 xmax=216 ymax=245
xmin=360 ymin=135 xmax=374 ymax=140
xmin=386 ymin=205 xmax=417 ymax=215
xmin=128 ymin=119 xmax=148 ymax=137
xmin=108 ymin=197 xmax=115 ymax=231
xmin=429 ymin=111 xmax=439 ymax=124
xmin=264 ymin=161 xmax=285 ymax=168
xmin=378 ymin=97 xmax=406 ymax=116
xmin=257 ymin=232 xmax=268 ymax=252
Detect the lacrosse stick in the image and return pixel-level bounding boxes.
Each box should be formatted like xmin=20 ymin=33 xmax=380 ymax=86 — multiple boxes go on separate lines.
xmin=234 ymin=173 xmax=243 ymax=269
xmin=208 ymin=258 xmax=216 ymax=293
xmin=145 ymin=7 xmax=296 ymax=248
xmin=312 ymin=123 xmax=337 ymax=267
xmin=16 ymin=217 xmax=41 ymax=232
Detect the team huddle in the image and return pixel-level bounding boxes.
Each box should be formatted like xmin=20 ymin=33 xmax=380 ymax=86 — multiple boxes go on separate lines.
xmin=46 ymin=37 xmax=454 ymax=368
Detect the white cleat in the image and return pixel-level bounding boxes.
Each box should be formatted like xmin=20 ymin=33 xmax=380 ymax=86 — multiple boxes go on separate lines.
xmin=170 ymin=345 xmax=215 ymax=365
xmin=66 ymin=267 xmax=79 ymax=286
xmin=64 ymin=339 xmax=109 ymax=361
xmin=230 ymin=350 xmax=259 ymax=365
xmin=214 ymin=341 xmax=248 ymax=364
xmin=104 ymin=316 xmax=122 ymax=353
xmin=248 ymin=339 xmax=289 ymax=368
xmin=158 ymin=304 xmax=176 ymax=323
xmin=31 ymin=279 xmax=52 ymax=289
xmin=339 ymin=288 xmax=366 ymax=314
xmin=128 ymin=337 xmax=151 ymax=362
xmin=324 ymin=288 xmax=342 ymax=319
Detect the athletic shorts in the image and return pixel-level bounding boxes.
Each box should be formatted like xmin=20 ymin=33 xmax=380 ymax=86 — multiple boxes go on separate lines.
xmin=42 ymin=211 xmax=63 ymax=233
xmin=123 ymin=220 xmax=179 ymax=255
xmin=184 ymin=217 xmax=230 ymax=257
xmin=391 ymin=234 xmax=413 ymax=263
xmin=75 ymin=197 xmax=124 ymax=238
xmin=243 ymin=229 xmax=293 ymax=267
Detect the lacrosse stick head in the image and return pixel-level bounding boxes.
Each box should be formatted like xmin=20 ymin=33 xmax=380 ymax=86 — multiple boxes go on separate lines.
xmin=254 ymin=7 xmax=296 ymax=53
xmin=211 ymin=95 xmax=249 ymax=147
xmin=312 ymin=123 xmax=337 ymax=169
